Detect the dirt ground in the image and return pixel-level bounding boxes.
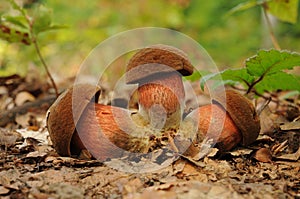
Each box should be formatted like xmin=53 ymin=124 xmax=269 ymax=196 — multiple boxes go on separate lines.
xmin=0 ymin=74 xmax=299 ymax=199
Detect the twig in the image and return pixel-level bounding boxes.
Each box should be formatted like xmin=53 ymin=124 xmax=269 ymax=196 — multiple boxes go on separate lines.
xmin=33 ymin=40 xmax=59 ymax=97
xmin=256 ymin=96 xmax=271 ymax=116
xmin=262 ymin=4 xmax=281 ymax=50
xmin=9 ymin=0 xmax=59 ymax=97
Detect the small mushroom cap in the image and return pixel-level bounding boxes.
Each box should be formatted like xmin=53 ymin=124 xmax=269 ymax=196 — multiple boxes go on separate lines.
xmin=126 ymin=44 xmax=194 ymax=84
xmin=213 ymin=90 xmax=260 ymax=146
xmin=46 ymin=84 xmax=101 ymax=156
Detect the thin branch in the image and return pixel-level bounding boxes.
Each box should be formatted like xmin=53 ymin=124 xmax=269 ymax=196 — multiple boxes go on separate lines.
xmin=8 ymin=0 xmax=59 ymax=97
xmin=262 ymin=4 xmax=281 ymax=50
xmin=33 ymin=40 xmax=59 ymax=97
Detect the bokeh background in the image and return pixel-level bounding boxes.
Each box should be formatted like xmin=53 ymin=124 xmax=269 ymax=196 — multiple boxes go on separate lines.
xmin=0 ymin=0 xmax=299 ymax=87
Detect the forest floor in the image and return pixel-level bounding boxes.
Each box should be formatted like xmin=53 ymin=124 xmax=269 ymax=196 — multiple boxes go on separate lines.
xmin=0 ymin=74 xmax=299 ymax=199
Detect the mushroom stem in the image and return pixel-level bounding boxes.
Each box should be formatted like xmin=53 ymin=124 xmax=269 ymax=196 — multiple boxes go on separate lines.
xmin=137 ymin=72 xmax=185 ymax=130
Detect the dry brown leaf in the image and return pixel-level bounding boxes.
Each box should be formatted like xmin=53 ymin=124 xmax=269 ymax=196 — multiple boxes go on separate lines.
xmin=276 ymin=147 xmax=300 ymax=161
xmin=228 ymin=147 xmax=253 ymax=157
xmin=0 ymin=128 xmax=22 ymax=147
xmin=0 ymin=186 xmax=10 ymax=195
xmin=280 ymin=121 xmax=300 ymax=131
xmin=15 ymin=91 xmax=35 ymax=106
xmin=259 ymin=105 xmax=287 ymax=134
xmin=253 ymin=148 xmax=273 ymax=163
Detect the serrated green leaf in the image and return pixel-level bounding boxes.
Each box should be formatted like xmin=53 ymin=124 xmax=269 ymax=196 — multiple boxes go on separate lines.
xmin=200 ymin=68 xmax=254 ymax=90
xmin=254 ymin=71 xmax=300 ymax=93
xmin=246 ymin=49 xmax=300 ymax=77
xmin=266 ymin=0 xmax=298 ymax=23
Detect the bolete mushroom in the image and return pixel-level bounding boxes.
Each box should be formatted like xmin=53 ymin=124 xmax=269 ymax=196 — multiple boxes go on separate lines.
xmin=47 ymin=46 xmax=260 ymax=162
xmin=46 ymin=84 xmax=101 ymax=157
xmin=126 ymin=44 xmax=193 ymax=130
xmin=185 ymin=89 xmax=260 ymax=151
xmin=47 ymin=84 xmax=154 ymax=160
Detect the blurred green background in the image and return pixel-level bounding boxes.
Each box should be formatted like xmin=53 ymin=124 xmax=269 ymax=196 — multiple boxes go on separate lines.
xmin=0 ymin=0 xmax=299 ymax=83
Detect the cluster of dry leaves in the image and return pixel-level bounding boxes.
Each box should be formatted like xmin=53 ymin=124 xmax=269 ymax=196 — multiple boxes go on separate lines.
xmin=0 ymin=74 xmax=299 ymax=198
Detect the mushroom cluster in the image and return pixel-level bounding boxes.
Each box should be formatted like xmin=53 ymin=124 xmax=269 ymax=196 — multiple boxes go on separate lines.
xmin=46 ymin=45 xmax=260 ymax=161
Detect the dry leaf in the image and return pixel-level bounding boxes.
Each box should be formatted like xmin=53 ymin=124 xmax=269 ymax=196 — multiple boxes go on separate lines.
xmin=280 ymin=121 xmax=300 ymax=131
xmin=253 ymin=148 xmax=273 ymax=163
xmin=15 ymin=91 xmax=35 ymax=106
xmin=276 ymin=147 xmax=300 ymax=161
xmin=228 ymin=148 xmax=253 ymax=157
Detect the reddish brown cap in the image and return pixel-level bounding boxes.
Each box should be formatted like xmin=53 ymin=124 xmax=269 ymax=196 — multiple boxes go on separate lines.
xmin=126 ymin=44 xmax=194 ymax=84
xmin=213 ymin=90 xmax=260 ymax=146
xmin=46 ymin=84 xmax=101 ymax=156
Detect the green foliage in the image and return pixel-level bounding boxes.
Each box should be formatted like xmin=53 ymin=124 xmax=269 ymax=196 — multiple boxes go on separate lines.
xmin=267 ymin=0 xmax=298 ymax=23
xmin=229 ymin=0 xmax=298 ymax=24
xmin=0 ymin=0 xmax=66 ymax=45
xmin=0 ymin=0 xmax=63 ymax=95
xmin=0 ymin=0 xmax=300 ymax=87
xmin=201 ymin=49 xmax=300 ymax=94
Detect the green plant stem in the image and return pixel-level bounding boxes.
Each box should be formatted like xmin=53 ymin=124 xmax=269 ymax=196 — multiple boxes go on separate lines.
xmin=33 ymin=40 xmax=59 ymax=97
xmin=9 ymin=0 xmax=59 ymax=97
xmin=262 ymin=5 xmax=281 ymax=50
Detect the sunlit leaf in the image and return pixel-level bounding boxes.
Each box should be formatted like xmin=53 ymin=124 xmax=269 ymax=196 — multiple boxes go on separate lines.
xmin=1 ymin=15 xmax=29 ymax=29
xmin=7 ymin=0 xmax=27 ymax=17
xmin=266 ymin=0 xmax=298 ymax=23
xmin=184 ymin=70 xmax=210 ymax=82
xmin=0 ymin=24 xmax=31 ymax=45
xmin=31 ymin=5 xmax=52 ymax=35
xmin=200 ymin=49 xmax=300 ymax=94
xmin=255 ymin=72 xmax=300 ymax=93
xmin=200 ymin=68 xmax=254 ymax=90
xmin=246 ymin=49 xmax=300 ymax=77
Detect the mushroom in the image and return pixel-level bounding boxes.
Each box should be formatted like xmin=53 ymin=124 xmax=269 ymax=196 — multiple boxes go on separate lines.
xmin=46 ymin=84 xmax=149 ymax=160
xmin=185 ymin=89 xmax=260 ymax=151
xmin=126 ymin=44 xmax=193 ymax=130
xmin=47 ymin=46 xmax=260 ymax=161
xmin=46 ymin=84 xmax=101 ymax=157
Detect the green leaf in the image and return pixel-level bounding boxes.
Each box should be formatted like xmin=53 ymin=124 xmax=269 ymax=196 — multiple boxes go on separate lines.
xmin=200 ymin=68 xmax=254 ymax=90
xmin=1 ymin=15 xmax=29 ymax=29
xmin=0 ymin=24 xmax=31 ymax=45
xmin=255 ymin=72 xmax=300 ymax=93
xmin=31 ymin=5 xmax=52 ymax=35
xmin=7 ymin=0 xmax=27 ymax=17
xmin=0 ymin=14 xmax=31 ymax=45
xmin=266 ymin=0 xmax=298 ymax=24
xmin=184 ymin=70 xmax=210 ymax=82
xmin=246 ymin=49 xmax=300 ymax=77
xmin=200 ymin=50 xmax=300 ymax=94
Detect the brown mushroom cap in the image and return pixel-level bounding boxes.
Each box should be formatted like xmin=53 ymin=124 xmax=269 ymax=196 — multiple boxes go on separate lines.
xmin=126 ymin=44 xmax=194 ymax=84
xmin=212 ymin=90 xmax=260 ymax=146
xmin=46 ymin=84 xmax=101 ymax=156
